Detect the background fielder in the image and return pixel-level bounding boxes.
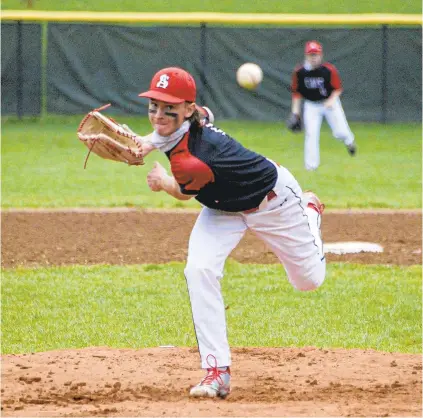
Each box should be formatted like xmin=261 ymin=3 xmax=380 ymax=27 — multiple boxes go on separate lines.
xmin=289 ymin=40 xmax=357 ymax=171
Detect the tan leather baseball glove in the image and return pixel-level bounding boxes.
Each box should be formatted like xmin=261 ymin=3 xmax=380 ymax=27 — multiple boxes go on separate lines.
xmin=77 ymin=105 xmax=144 ymax=168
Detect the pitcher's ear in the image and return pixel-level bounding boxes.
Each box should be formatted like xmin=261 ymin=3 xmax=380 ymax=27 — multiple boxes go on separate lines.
xmin=185 ymin=102 xmax=196 ymax=118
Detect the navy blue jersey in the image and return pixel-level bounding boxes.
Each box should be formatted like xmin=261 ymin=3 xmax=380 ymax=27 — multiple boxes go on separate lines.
xmin=165 ymin=123 xmax=278 ymax=212
xmin=291 ymin=62 xmax=342 ymax=102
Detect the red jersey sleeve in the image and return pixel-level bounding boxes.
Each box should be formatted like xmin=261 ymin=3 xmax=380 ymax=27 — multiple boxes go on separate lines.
xmin=291 ymin=66 xmax=302 ymax=99
xmin=324 ymin=63 xmax=343 ymax=90
xmin=169 ymin=133 xmax=215 ymax=193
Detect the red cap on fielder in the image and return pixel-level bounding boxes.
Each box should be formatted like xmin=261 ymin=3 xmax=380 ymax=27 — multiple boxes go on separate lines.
xmin=139 ymin=67 xmax=197 ymax=104
xmin=305 ymin=40 xmax=323 ymax=55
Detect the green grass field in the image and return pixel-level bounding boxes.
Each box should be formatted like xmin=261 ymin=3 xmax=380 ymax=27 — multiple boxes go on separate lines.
xmin=3 ymin=0 xmax=421 ymax=14
xmin=2 ymin=262 xmax=421 ymax=355
xmin=1 ymin=117 xmax=421 ymax=209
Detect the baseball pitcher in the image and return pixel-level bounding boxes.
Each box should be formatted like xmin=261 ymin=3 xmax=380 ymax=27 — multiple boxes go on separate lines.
xmin=139 ymin=67 xmax=326 ymax=399
xmin=287 ymin=40 xmax=356 ymax=171
xmin=77 ymin=67 xmax=327 ymax=400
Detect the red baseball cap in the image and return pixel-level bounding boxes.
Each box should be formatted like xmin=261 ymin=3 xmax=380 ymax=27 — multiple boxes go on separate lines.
xmin=305 ymin=41 xmax=323 ymax=55
xmin=139 ymin=67 xmax=196 ymax=104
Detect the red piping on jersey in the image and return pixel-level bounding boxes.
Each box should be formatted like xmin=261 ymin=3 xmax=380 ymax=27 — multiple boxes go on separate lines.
xmin=291 ymin=67 xmax=301 ymax=97
xmin=169 ymin=132 xmax=215 ymax=191
xmin=322 ymin=63 xmax=342 ymax=90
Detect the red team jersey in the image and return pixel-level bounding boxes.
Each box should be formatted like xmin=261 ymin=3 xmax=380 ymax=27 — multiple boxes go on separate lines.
xmin=291 ymin=63 xmax=342 ymax=102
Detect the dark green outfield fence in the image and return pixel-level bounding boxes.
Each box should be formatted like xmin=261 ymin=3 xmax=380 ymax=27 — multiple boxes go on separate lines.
xmin=2 ymin=22 xmax=42 ymax=117
xmin=2 ymin=16 xmax=422 ymax=122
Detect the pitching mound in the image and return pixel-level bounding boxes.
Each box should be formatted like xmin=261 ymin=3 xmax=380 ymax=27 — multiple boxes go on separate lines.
xmin=2 ymin=347 xmax=421 ymax=417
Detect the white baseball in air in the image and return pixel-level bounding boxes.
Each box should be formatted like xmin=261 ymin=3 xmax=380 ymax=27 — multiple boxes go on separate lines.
xmin=236 ymin=63 xmax=263 ymax=90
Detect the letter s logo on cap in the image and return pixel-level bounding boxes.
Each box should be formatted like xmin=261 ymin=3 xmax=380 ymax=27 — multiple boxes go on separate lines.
xmin=156 ymin=74 xmax=170 ymax=89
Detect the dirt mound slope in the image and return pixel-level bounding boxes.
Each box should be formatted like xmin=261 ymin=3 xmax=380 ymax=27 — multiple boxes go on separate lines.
xmin=2 ymin=346 xmax=421 ymax=417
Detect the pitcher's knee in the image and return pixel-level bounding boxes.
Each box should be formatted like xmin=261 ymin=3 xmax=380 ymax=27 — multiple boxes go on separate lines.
xmin=288 ymin=264 xmax=326 ymax=292
xmin=184 ymin=261 xmax=203 ymax=280
xmin=295 ymin=276 xmax=324 ymax=291
xmin=184 ymin=260 xmax=222 ymax=283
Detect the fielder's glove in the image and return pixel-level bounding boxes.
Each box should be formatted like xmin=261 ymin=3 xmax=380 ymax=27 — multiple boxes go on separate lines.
xmin=77 ymin=105 xmax=145 ymax=168
xmin=286 ymin=113 xmax=303 ymax=133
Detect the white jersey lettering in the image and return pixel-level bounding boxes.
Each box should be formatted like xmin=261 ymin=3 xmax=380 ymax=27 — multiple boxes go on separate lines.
xmin=304 ymin=77 xmax=327 ymax=96
xmin=206 ymin=123 xmax=227 ymax=136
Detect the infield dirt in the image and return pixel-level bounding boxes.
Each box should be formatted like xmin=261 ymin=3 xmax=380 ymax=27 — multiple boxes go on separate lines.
xmin=1 ymin=211 xmax=421 ymax=267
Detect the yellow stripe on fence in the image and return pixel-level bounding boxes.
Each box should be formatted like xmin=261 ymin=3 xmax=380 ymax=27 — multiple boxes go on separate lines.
xmin=0 ymin=11 xmax=421 ymax=25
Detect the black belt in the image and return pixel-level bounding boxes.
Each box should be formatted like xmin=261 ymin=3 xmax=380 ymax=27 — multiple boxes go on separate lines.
xmin=243 ymin=190 xmax=277 ymax=214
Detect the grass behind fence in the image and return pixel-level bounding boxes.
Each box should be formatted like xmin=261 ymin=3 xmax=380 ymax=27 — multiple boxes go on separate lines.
xmin=2 ymin=262 xmax=421 ymax=355
xmin=1 ymin=117 xmax=421 ymax=209
xmin=3 ymin=0 xmax=422 ymax=14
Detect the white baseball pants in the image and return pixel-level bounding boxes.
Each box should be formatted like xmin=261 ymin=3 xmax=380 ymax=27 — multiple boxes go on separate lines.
xmin=304 ymin=97 xmax=354 ymax=171
xmin=184 ymin=165 xmax=326 ymax=368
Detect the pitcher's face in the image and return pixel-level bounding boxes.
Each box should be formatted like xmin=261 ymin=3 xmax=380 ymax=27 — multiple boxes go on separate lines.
xmin=148 ymin=100 xmax=195 ymax=136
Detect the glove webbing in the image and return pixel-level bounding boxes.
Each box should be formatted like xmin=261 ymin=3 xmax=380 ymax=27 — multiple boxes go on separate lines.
xmin=81 ymin=103 xmax=112 ymax=169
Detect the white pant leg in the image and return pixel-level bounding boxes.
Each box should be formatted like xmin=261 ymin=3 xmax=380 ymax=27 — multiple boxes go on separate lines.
xmin=184 ymin=207 xmax=247 ymax=369
xmin=244 ymin=166 xmax=326 ymax=291
xmin=303 ymin=100 xmax=324 ymax=171
xmin=324 ymin=97 xmax=355 ymax=146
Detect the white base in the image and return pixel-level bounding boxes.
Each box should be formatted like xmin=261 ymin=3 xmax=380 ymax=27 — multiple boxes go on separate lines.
xmin=324 ymin=241 xmax=383 ymax=255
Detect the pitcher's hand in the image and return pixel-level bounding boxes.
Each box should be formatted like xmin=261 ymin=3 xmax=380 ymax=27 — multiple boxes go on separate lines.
xmin=147 ymin=162 xmax=167 ymax=192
